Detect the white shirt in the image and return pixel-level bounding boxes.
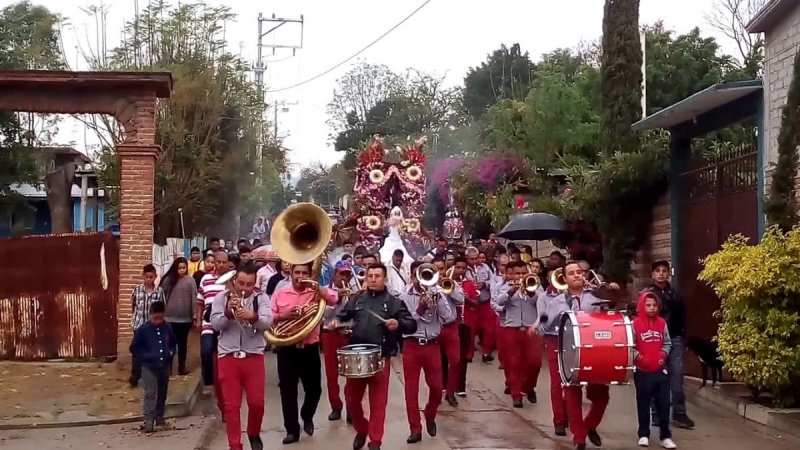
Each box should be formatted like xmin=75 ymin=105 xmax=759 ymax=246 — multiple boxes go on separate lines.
xmin=387 ymin=263 xmax=410 ymax=297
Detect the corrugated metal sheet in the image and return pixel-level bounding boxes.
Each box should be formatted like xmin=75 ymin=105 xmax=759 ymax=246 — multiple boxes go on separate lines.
xmin=0 ymin=232 xmax=119 ymax=360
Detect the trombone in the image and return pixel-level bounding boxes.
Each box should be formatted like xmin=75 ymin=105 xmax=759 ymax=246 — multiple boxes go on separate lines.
xmin=439 ymin=267 xmax=456 ymax=295
xmin=549 ymin=267 xmax=568 ymax=293
xmin=415 ymin=263 xmax=440 ymax=307
xmin=517 ymin=269 xmax=541 ymax=296
xmin=353 ymin=267 xmax=366 ymax=290
xmin=585 ymin=269 xmax=605 ymax=289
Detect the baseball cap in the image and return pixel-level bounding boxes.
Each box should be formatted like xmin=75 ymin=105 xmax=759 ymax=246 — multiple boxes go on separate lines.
xmin=335 ymin=260 xmax=353 ymax=272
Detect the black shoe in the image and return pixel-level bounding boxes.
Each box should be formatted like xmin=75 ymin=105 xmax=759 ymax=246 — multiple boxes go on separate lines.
xmin=303 ymin=420 xmax=314 ymax=436
xmin=672 ymin=413 xmax=695 ymax=429
xmin=504 ymin=387 xmax=511 ymax=395
xmin=367 ymin=445 xmax=380 ymax=450
xmin=575 ymin=444 xmax=586 ymax=450
xmin=406 ymin=433 xmax=422 ymax=444
xmin=353 ymin=433 xmax=367 ymax=450
xmin=249 ymin=435 xmax=264 ymax=450
xmin=587 ymin=429 xmax=602 ymax=446
xmin=282 ymin=433 xmax=299 ymax=445
xmin=426 ymin=421 xmax=437 ymax=437
xmin=482 ymin=354 xmax=494 ymax=363
xmin=128 ymin=378 xmax=138 ymax=388
xmin=328 ymin=409 xmax=342 ymax=421
xmin=554 ymin=425 xmax=567 ymax=436
xmin=178 ymin=365 xmax=189 ymax=376
xmin=512 ymin=399 xmax=523 ymax=408
xmin=155 ymin=418 xmax=167 ymax=428
xmin=527 ymin=390 xmax=537 ymax=404
xmin=346 ymin=412 xmax=353 ymax=424
xmin=143 ymin=420 xmax=154 ymax=433
xmin=445 ymin=395 xmax=458 ymax=407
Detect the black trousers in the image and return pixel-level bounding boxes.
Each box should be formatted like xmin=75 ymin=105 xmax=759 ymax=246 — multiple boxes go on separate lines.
xmin=277 ymin=343 xmax=323 ymax=435
xmin=169 ymin=322 xmax=192 ymax=371
xmin=634 ymin=370 xmax=672 ymax=440
xmin=131 ymin=355 xmax=142 ymax=382
xmin=441 ymin=323 xmax=471 ymax=393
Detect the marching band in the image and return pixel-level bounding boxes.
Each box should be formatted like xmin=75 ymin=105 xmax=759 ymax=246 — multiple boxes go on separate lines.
xmin=203 ymin=203 xmax=666 ymax=450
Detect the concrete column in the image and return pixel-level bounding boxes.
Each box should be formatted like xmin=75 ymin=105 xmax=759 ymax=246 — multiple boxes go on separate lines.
xmin=116 ymin=143 xmax=159 ymax=361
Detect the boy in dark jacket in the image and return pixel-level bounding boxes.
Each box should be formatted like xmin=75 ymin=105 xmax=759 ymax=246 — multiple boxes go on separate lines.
xmin=633 ymin=292 xmax=677 ymax=449
xmin=130 ymin=301 xmax=176 ymax=432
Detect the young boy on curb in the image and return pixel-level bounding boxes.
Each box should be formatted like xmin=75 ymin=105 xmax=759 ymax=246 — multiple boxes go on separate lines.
xmin=130 ymin=264 xmax=166 ymax=387
xmin=130 ymin=301 xmax=176 ymax=433
xmin=633 ymin=292 xmax=677 ymax=449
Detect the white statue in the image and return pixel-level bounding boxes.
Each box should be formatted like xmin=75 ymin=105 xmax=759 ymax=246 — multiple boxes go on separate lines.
xmin=379 ymin=206 xmax=414 ymax=265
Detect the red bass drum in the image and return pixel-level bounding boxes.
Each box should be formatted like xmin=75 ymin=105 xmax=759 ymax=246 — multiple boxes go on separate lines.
xmin=557 ymin=310 xmax=634 ymax=386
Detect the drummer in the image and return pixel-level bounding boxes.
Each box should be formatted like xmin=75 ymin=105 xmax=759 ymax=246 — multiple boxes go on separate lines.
xmin=332 ymin=263 xmax=417 ymax=450
xmin=536 ymin=260 xmax=618 ymax=450
xmin=321 ymin=261 xmax=354 ymax=422
xmin=400 ymin=261 xmax=454 ymax=444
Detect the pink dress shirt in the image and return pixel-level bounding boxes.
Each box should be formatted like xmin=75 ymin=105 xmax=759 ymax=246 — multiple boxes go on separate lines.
xmin=271 ymin=284 xmax=338 ymax=344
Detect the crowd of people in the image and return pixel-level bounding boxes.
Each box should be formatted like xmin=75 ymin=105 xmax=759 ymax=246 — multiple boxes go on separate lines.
xmin=127 ymin=231 xmax=693 ymax=450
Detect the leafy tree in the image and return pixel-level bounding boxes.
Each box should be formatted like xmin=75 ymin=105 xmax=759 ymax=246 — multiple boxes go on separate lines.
xmin=600 ymin=0 xmax=642 ymax=156
xmin=463 ymin=44 xmax=535 ymax=120
xmin=765 ymin=49 xmax=800 ymax=232
xmin=0 ymin=1 xmax=64 ymax=229
xmin=88 ymin=1 xmax=280 ymax=241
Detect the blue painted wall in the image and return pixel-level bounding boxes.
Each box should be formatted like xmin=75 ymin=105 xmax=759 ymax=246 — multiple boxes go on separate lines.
xmin=0 ymin=198 xmax=106 ymax=238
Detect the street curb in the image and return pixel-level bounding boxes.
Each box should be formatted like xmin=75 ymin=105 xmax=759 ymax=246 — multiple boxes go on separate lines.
xmin=0 ymin=372 xmax=204 ymax=431
xmin=192 ymin=417 xmax=221 ymax=450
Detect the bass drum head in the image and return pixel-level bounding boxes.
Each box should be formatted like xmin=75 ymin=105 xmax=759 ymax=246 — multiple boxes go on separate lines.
xmin=558 ymin=312 xmax=578 ymax=385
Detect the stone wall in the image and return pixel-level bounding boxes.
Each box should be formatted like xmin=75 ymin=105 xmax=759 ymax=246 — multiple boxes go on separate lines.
xmin=764 ymin=7 xmax=800 ymax=170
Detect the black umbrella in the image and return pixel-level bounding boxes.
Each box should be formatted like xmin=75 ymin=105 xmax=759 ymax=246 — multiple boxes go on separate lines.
xmin=498 ymin=213 xmax=570 ymax=241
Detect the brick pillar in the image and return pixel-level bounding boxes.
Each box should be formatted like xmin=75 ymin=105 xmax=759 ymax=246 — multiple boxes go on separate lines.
xmin=116 ymin=144 xmax=159 ymax=362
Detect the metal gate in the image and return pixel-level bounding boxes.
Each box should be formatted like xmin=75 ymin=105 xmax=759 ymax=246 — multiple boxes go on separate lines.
xmin=678 ymin=146 xmax=758 ymax=376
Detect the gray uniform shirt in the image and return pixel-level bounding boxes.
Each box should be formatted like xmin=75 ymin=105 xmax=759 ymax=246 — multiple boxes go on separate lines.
xmin=535 ymin=290 xmax=604 ymax=336
xmin=442 ymin=282 xmax=464 ymax=325
xmin=495 ymin=281 xmax=543 ymax=327
xmin=400 ymin=285 xmax=453 ymax=339
xmin=210 ymin=290 xmax=273 ymax=356
xmin=466 ymin=264 xmax=492 ymax=302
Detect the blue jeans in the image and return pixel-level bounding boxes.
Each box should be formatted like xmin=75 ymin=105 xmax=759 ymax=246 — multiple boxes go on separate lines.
xmin=651 ymin=336 xmax=687 ymax=418
xmin=200 ymin=333 xmax=217 ymax=387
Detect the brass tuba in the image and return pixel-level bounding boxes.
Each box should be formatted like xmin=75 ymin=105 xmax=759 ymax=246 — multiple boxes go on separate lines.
xmin=265 ymin=203 xmax=332 ymax=347
xmin=549 ymin=267 xmax=568 ymax=293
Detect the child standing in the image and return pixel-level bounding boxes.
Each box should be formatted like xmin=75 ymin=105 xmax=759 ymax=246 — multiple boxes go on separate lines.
xmin=633 ymin=292 xmax=677 ymax=449
xmin=130 ymin=301 xmax=176 ymax=432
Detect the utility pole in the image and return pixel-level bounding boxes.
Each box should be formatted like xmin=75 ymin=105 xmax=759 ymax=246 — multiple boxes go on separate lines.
xmin=253 ymin=13 xmax=304 ymax=214
xmin=273 ymin=100 xmax=298 ymax=141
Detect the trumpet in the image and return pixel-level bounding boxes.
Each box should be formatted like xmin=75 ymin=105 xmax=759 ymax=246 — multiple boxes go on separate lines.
xmin=549 ymin=267 xmax=568 ymax=293
xmin=439 ymin=267 xmax=456 ymax=295
xmin=228 ymin=290 xmax=254 ymax=330
xmin=353 ymin=267 xmax=366 ymax=289
xmin=585 ymin=269 xmax=605 ymax=289
xmin=416 ymin=263 xmax=439 ymax=288
xmin=518 ymin=271 xmax=541 ymax=296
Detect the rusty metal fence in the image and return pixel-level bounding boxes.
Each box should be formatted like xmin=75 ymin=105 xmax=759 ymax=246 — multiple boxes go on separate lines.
xmin=0 ymin=232 xmax=119 ymax=360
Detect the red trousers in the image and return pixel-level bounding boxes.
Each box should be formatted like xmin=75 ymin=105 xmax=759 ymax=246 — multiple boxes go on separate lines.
xmin=496 ymin=316 xmax=509 ymax=382
xmin=464 ymin=302 xmax=496 ymax=358
xmin=544 ymin=336 xmax=567 ymax=427
xmin=345 ymin=359 xmax=390 ymax=447
xmin=565 ymin=384 xmax=610 ymax=445
xmin=321 ymin=331 xmax=349 ymax=411
xmin=218 ymin=354 xmax=265 ymax=450
xmin=439 ymin=323 xmax=460 ymax=396
xmin=402 ymin=340 xmax=442 ymax=434
xmin=502 ymin=327 xmax=542 ymax=401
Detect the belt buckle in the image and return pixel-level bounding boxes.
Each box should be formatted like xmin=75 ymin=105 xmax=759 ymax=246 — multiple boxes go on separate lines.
xmin=233 ymin=351 xmax=247 ymax=359
xmin=296 ymin=344 xmax=306 ymax=349
xmin=418 ymin=338 xmax=428 ymax=345
xmin=519 ymin=326 xmax=527 ymax=332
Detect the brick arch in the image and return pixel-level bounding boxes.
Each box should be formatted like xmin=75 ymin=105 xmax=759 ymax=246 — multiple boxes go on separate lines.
xmin=0 ymin=70 xmax=172 ymax=358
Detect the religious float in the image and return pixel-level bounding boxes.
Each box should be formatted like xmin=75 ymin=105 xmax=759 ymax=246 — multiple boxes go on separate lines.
xmin=336 ymin=136 xmax=433 ymax=260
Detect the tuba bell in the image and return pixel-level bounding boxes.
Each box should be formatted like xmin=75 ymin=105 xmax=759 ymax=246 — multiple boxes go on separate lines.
xmin=265 ymin=203 xmax=332 ymax=347
xmin=520 ymin=271 xmax=541 ymax=295
xmin=549 ymin=267 xmax=568 ymax=293
xmin=416 ymin=263 xmax=439 ymax=288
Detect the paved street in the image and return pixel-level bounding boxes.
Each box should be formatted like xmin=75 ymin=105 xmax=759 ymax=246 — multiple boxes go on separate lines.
xmin=2 ymin=351 xmax=800 ymax=449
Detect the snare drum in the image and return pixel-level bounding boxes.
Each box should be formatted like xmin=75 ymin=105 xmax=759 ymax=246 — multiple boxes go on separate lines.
xmin=337 ymin=344 xmax=384 ymax=378
xmin=558 ymin=310 xmax=634 ymax=386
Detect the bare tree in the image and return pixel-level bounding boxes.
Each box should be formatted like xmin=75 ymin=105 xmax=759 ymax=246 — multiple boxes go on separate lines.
xmin=705 ymin=0 xmax=766 ymax=64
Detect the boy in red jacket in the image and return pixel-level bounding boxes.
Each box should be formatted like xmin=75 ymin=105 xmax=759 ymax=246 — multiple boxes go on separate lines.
xmin=633 ymin=292 xmax=677 ymax=449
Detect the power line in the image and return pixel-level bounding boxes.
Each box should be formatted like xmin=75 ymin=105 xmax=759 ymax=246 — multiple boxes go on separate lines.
xmin=265 ymin=0 xmax=433 ymax=93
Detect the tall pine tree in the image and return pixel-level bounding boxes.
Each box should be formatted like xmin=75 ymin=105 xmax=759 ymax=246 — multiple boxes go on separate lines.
xmin=600 ymin=0 xmax=642 ymax=155
xmin=765 ymin=49 xmax=800 ymax=232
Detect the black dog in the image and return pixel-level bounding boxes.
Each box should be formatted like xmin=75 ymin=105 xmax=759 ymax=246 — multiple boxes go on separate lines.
xmin=686 ymin=336 xmax=724 ymax=387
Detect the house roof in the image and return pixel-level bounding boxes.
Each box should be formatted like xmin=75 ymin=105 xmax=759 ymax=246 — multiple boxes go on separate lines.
xmin=746 ymin=0 xmax=799 ymax=33
xmin=0 ymin=70 xmax=172 ymax=97
xmin=11 ymin=183 xmax=105 ymax=199
xmin=37 ymin=146 xmax=92 ymax=164
xmin=631 ymin=80 xmax=762 ymax=132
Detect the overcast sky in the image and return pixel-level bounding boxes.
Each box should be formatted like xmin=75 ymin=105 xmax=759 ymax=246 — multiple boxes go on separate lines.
xmin=28 ymin=0 xmax=739 ymax=178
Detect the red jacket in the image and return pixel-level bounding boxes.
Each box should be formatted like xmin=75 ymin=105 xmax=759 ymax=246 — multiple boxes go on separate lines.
xmin=632 ymin=292 xmax=671 ymax=372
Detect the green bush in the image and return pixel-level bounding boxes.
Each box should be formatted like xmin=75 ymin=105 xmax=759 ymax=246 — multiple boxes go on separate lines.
xmin=698 ymin=227 xmax=800 ymax=406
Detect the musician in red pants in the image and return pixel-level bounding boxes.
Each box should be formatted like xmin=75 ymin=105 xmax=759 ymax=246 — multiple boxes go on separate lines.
xmin=465 ymin=247 xmax=495 ymax=362
xmin=399 ymin=261 xmax=454 ymax=444
xmin=432 ymin=257 xmax=465 ymax=407
xmin=495 ymin=260 xmax=542 ymax=407
xmin=540 ymin=261 xmax=618 ymax=450
xmin=452 ymin=257 xmax=480 ymax=400
xmin=321 ymin=261 xmax=354 ymax=422
xmin=490 ymin=254 xmax=510 ymax=390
